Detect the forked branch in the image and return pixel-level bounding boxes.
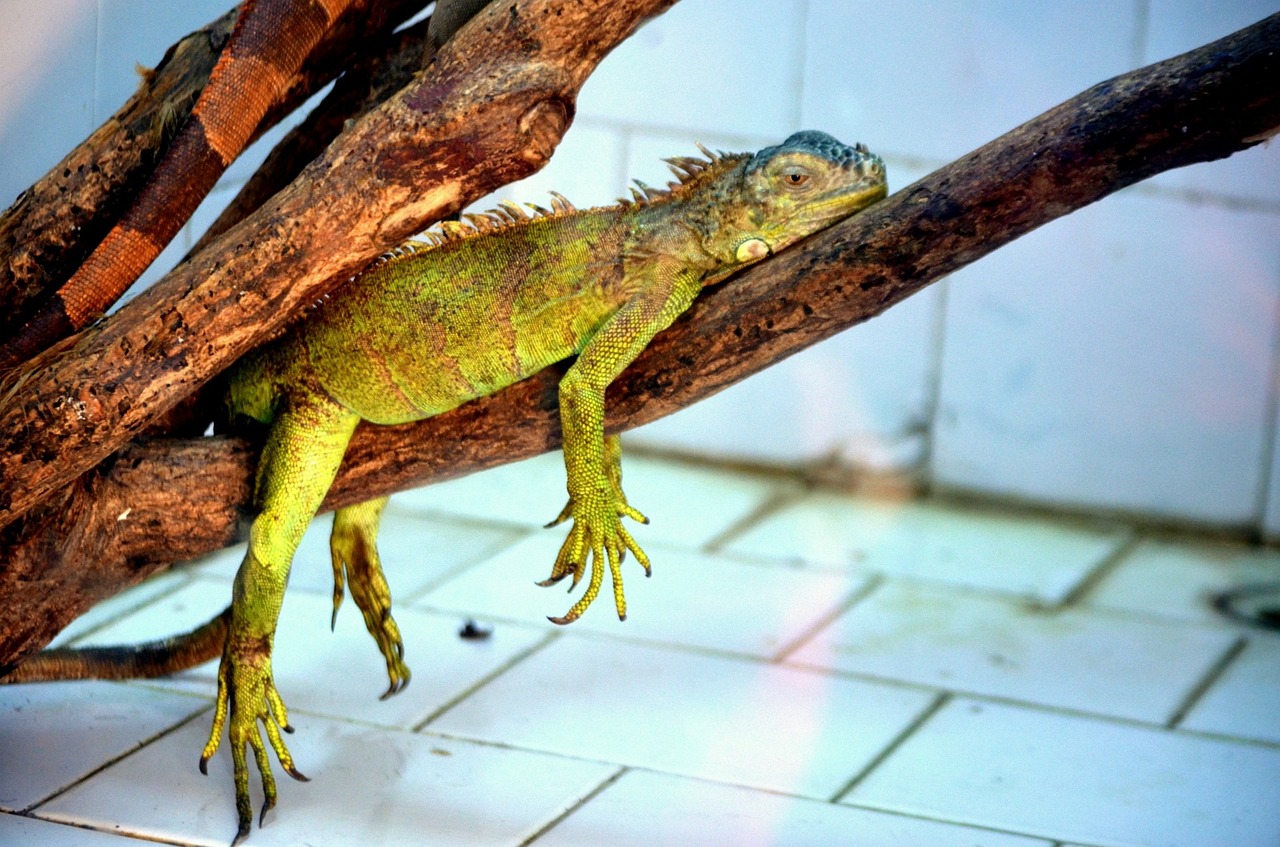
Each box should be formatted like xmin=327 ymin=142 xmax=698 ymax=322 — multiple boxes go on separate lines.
xmin=1 ymin=12 xmax=1277 ymax=669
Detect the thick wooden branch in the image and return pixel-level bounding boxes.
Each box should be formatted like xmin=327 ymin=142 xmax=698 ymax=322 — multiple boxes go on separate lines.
xmin=0 ymin=0 xmax=678 ymax=530
xmin=188 ymin=16 xmax=436 ymax=258
xmin=2 ymin=14 xmax=1278 ymax=669
xmin=0 ymin=0 xmax=421 ymax=326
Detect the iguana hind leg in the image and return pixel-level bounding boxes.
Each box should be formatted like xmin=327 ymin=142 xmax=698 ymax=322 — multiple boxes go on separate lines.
xmin=329 ymin=495 xmax=410 ymax=698
xmin=199 ymin=395 xmax=359 ymax=842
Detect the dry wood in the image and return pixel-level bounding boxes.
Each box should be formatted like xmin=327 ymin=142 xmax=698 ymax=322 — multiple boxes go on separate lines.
xmin=2 ymin=12 xmax=1278 ymax=670
xmin=0 ymin=0 xmax=678 ymax=531
xmin=188 ymin=16 xmax=436 ymax=258
xmin=0 ymin=0 xmax=420 ymax=327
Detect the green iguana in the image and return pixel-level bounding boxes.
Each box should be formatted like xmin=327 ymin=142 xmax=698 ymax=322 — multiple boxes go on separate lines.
xmin=5 ymin=131 xmax=886 ymax=840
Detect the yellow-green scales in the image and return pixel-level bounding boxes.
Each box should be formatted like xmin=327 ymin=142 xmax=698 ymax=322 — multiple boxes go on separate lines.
xmin=9 ymin=130 xmax=888 ymax=841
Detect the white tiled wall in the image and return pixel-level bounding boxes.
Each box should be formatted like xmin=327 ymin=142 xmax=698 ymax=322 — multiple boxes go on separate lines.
xmin=2 ymin=0 xmax=1278 ymax=531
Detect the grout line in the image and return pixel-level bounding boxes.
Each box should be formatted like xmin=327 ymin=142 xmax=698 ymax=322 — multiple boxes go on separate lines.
xmin=1249 ymin=264 xmax=1280 ymax=536
xmin=55 ymin=573 xmax=199 ymax=648
xmin=840 ymin=799 xmax=1074 ymax=846
xmin=789 ymin=0 xmax=810 ymax=128
xmin=1166 ymin=635 xmax=1248 ymax=729
xmin=701 ymin=486 xmax=807 ymax=554
xmin=412 ymin=631 xmax=561 ymax=731
xmin=17 ymin=811 xmax=198 ymax=847
xmin=770 ymin=574 xmax=884 ymax=663
xmin=397 ymin=530 xmax=536 ymax=605
xmin=22 ymin=703 xmax=212 ymax=815
xmin=517 ymin=766 xmax=628 ymax=847
xmin=1131 ymin=0 xmax=1151 ymax=67
xmin=1053 ymin=532 xmax=1141 ymax=609
xmin=795 ymin=661 xmax=1280 ymax=750
xmin=827 ymin=692 xmax=951 ymax=803
xmin=917 ymin=274 xmax=952 ymax=487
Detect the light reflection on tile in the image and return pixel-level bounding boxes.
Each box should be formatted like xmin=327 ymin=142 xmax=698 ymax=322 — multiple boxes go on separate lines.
xmin=429 ymin=638 xmax=935 ymax=799
xmin=789 ymin=580 xmax=1236 ymax=723
xmin=726 ymin=492 xmax=1127 ymax=602
xmin=849 ymin=698 xmax=1280 ymax=847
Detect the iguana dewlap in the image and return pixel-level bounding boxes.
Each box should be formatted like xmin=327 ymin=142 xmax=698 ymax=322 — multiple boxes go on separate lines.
xmin=7 ymin=131 xmax=887 ymax=841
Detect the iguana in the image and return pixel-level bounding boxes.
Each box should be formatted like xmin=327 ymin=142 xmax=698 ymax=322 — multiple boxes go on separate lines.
xmin=4 ymin=131 xmax=887 ymax=841
xmin=0 ymin=0 xmax=359 ymax=369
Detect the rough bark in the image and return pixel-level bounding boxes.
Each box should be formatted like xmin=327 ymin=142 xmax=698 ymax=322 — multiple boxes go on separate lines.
xmin=0 ymin=0 xmax=678 ymax=531
xmin=2 ymin=13 xmax=1278 ymax=669
xmin=188 ymin=16 xmax=436 ymax=258
xmin=0 ymin=0 xmax=421 ymax=327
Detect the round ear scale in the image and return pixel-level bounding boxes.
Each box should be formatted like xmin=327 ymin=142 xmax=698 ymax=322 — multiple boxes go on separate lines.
xmin=735 ymin=238 xmax=769 ymax=263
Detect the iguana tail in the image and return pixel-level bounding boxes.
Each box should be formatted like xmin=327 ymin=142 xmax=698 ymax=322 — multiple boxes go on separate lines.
xmin=0 ymin=606 xmax=230 ymax=684
xmin=0 ymin=0 xmax=354 ymax=369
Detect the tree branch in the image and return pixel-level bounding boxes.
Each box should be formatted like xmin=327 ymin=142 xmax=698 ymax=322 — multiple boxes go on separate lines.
xmin=2 ymin=13 xmax=1278 ymax=669
xmin=0 ymin=0 xmax=678 ymax=530
xmin=0 ymin=0 xmax=423 ymax=326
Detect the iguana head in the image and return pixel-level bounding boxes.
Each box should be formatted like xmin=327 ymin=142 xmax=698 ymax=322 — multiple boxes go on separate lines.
xmin=699 ymin=130 xmax=887 ymax=280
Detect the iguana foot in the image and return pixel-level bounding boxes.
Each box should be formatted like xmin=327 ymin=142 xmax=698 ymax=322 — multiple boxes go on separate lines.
xmin=200 ymin=636 xmax=307 ymax=843
xmin=330 ymin=497 xmax=411 ymax=698
xmin=541 ymin=489 xmax=650 ymax=624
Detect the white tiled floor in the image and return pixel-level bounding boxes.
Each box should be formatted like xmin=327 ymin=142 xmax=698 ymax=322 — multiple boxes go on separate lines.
xmin=3 ymin=455 xmax=1278 ymax=846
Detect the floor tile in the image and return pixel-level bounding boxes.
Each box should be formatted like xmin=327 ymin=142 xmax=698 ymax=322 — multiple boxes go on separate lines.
xmin=788 ymin=580 xmax=1237 ymax=723
xmin=849 ymin=698 xmax=1280 ymax=847
xmin=37 ymin=714 xmax=617 ymax=847
xmin=189 ymin=503 xmax=527 ymax=600
xmin=418 ymin=534 xmax=869 ymax=658
xmin=0 ymin=811 xmax=139 ymax=846
xmin=80 ymin=582 xmax=548 ymax=730
xmin=724 ymin=493 xmax=1127 ymax=602
xmin=49 ymin=570 xmax=191 ymax=647
xmin=0 ymin=682 xmax=206 ymax=812
xmin=1180 ymin=636 xmax=1280 ymax=744
xmin=429 ymin=638 xmax=935 ymax=799
xmin=394 ymin=452 xmax=578 ymax=528
xmin=534 ymin=769 xmax=1052 ymax=847
xmin=397 ymin=452 xmax=784 ymax=548
xmin=1086 ymin=538 xmax=1280 ymax=625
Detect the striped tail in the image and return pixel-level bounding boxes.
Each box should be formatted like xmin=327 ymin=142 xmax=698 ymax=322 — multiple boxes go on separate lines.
xmin=0 ymin=0 xmax=352 ymax=369
xmin=0 ymin=606 xmax=230 ymax=683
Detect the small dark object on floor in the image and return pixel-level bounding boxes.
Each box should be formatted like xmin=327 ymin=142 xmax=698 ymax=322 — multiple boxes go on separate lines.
xmin=458 ymin=620 xmax=493 ymax=641
xmin=1212 ymin=582 xmax=1280 ymax=631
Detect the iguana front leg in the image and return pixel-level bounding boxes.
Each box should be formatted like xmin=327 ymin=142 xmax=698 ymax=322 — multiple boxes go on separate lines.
xmin=542 ymin=262 xmax=702 ymax=624
xmin=200 ymin=396 xmax=359 ymax=842
xmin=329 ymin=495 xmax=411 ymax=697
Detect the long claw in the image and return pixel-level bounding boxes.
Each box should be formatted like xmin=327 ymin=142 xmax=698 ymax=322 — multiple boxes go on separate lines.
xmin=536 ymin=572 xmax=570 ymax=587
xmin=330 ymin=496 xmax=410 ymax=699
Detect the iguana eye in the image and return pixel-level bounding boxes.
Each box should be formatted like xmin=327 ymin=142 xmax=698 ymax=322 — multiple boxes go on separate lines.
xmin=782 ymin=169 xmax=810 ymax=187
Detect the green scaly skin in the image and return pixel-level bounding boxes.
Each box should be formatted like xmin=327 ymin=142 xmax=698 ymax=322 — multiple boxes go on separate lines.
xmin=34 ymin=131 xmax=888 ymax=840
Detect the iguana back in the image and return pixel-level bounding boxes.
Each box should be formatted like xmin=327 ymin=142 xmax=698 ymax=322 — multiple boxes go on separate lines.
xmin=7 ymin=131 xmax=888 ymax=843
